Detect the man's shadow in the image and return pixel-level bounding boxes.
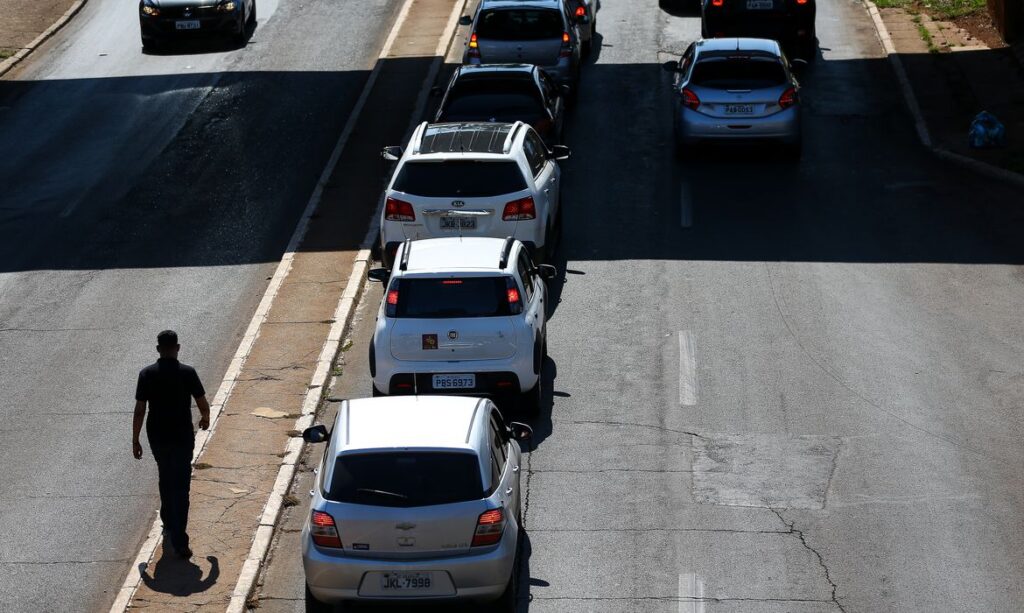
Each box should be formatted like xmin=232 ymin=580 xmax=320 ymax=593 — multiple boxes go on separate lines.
xmin=140 ymin=552 xmax=219 ymax=596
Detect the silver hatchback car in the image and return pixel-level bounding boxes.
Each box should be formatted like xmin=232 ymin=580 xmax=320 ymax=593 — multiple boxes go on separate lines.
xmin=301 ymin=396 xmax=532 ymax=611
xmin=663 ymin=38 xmax=804 ymax=159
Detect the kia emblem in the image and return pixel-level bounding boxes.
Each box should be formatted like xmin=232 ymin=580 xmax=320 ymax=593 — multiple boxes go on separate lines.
xmin=451 ymin=200 xmax=465 ymax=208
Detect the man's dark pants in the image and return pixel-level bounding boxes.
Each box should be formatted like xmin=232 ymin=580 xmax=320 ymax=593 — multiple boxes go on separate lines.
xmin=150 ymin=442 xmax=193 ymax=552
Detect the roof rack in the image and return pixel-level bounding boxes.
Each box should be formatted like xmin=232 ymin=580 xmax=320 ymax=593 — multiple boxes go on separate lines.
xmin=410 ymin=122 xmax=428 ymax=155
xmin=502 ymin=121 xmax=524 ymax=155
xmin=498 ymin=236 xmax=515 ymax=269
xmin=398 ymin=238 xmax=412 ymax=271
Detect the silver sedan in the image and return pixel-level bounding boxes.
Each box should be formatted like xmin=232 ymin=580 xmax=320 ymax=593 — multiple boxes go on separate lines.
xmin=663 ymin=37 xmax=804 ymax=160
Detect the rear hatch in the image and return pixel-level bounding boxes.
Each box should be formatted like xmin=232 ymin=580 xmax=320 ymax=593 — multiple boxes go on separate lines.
xmin=391 ymin=160 xmax=529 ymax=239
xmin=475 ymin=8 xmax=564 ymax=66
xmin=438 ymin=79 xmax=547 ymax=126
xmin=323 ymin=450 xmax=488 ymax=558
xmin=388 ymin=275 xmax=519 ymax=361
xmin=687 ymin=57 xmax=789 ymax=118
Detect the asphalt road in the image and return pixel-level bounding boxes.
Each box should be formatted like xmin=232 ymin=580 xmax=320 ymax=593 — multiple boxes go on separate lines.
xmin=0 ymin=0 xmax=403 ymax=610
xmin=257 ymin=0 xmax=1024 ymax=611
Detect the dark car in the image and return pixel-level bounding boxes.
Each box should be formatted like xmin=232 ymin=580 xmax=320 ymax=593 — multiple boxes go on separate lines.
xmin=700 ymin=0 xmax=816 ymax=59
xmin=139 ymin=0 xmax=255 ymax=51
xmin=568 ymin=0 xmax=599 ymax=56
xmin=434 ymin=64 xmax=568 ymax=145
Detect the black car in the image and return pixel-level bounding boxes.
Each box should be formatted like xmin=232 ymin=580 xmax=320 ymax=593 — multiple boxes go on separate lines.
xmin=700 ymin=0 xmax=816 ymax=59
xmin=139 ymin=0 xmax=256 ymax=51
xmin=434 ymin=64 xmax=568 ymax=145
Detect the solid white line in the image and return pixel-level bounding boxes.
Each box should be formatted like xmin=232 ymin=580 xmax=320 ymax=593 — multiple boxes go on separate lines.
xmin=678 ymin=330 xmax=697 ymax=406
xmin=109 ymin=0 xmax=427 ymax=610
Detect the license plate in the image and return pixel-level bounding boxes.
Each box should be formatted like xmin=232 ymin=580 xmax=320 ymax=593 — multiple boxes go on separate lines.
xmin=379 ymin=572 xmax=433 ymax=591
xmin=175 ymin=20 xmax=201 ymax=30
xmin=725 ymin=104 xmax=755 ymax=114
xmin=746 ymin=0 xmax=773 ymax=7
xmin=432 ymin=374 xmax=475 ymax=390
xmin=440 ymin=216 xmax=476 ymax=230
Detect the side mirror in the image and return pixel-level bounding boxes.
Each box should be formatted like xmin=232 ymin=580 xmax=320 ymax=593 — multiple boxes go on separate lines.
xmin=367 ymin=267 xmax=390 ymax=283
xmin=509 ymin=421 xmax=533 ymax=441
xmin=458 ymin=15 xmax=472 ymax=26
xmin=536 ymin=264 xmax=557 ymax=280
xmin=662 ymin=60 xmax=681 ymax=73
xmin=381 ymin=145 xmax=403 ymax=161
xmin=790 ymin=58 xmax=808 ymax=76
xmin=548 ymin=144 xmax=571 ymax=160
xmin=429 ymin=85 xmax=443 ymax=97
xmin=559 ymin=84 xmax=572 ymax=96
xmin=302 ymin=425 xmax=329 ymax=444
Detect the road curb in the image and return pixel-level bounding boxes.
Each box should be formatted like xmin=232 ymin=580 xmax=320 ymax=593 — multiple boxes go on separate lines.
xmin=861 ymin=0 xmax=1024 ymax=188
xmin=0 ymin=0 xmax=89 ymax=77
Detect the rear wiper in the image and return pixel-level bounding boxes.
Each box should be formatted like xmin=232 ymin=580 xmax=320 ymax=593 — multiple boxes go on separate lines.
xmin=356 ymin=488 xmax=408 ymax=500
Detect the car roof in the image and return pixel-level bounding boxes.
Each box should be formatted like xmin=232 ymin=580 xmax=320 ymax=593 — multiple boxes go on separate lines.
xmin=400 ymin=237 xmax=512 ymax=272
xmin=696 ymin=37 xmax=782 ymax=57
xmin=480 ymin=0 xmax=565 ymax=10
xmin=335 ymin=396 xmax=486 ymax=453
xmin=456 ymin=64 xmax=537 ymax=79
xmin=417 ymin=122 xmax=517 ymax=155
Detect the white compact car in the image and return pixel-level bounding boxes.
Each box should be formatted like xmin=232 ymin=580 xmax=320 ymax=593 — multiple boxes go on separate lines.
xmin=367 ymin=236 xmax=556 ymax=415
xmin=301 ymin=395 xmax=533 ymax=611
xmin=379 ymin=121 xmax=570 ymax=268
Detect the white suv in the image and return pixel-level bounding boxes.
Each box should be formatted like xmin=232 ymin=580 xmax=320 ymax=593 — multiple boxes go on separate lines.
xmin=379 ymin=122 xmax=570 ymax=267
xmin=367 ymin=237 xmax=556 ymax=415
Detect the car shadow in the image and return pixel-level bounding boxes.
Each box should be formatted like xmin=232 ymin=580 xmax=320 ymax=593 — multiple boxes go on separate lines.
xmin=659 ymin=0 xmax=702 ymax=18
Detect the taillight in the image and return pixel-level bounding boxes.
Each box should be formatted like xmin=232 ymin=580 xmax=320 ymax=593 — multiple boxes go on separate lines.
xmin=575 ymin=5 xmax=586 ymax=17
xmin=507 ymin=287 xmax=520 ymax=305
xmin=711 ymin=0 xmax=724 ymax=6
xmin=680 ymin=88 xmax=700 ymax=111
xmin=560 ymin=31 xmax=572 ymax=57
xmin=505 ymin=277 xmax=523 ymax=314
xmin=779 ymin=86 xmax=797 ymax=109
xmin=796 ymin=0 xmax=808 ymax=4
xmin=386 ymin=282 xmax=399 ymax=317
xmin=310 ymin=511 xmax=342 ymax=548
xmin=471 ymin=508 xmax=505 ymax=547
xmin=385 ymin=197 xmax=415 ymax=222
xmin=502 ymin=196 xmax=536 ymax=221
xmin=468 ymin=32 xmax=481 ymax=59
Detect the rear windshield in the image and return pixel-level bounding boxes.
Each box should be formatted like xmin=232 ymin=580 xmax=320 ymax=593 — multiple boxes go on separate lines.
xmin=477 ymin=9 xmax=564 ymax=40
xmin=442 ymin=81 xmax=544 ymax=122
xmin=393 ymin=161 xmax=527 ymax=198
xmin=690 ymin=58 xmax=787 ymax=89
xmin=396 ymin=277 xmax=511 ymax=318
xmin=329 ymin=452 xmax=483 ymax=507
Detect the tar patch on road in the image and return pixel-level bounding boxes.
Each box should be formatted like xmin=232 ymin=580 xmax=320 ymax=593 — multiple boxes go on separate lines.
xmin=692 ymin=434 xmax=840 ymax=510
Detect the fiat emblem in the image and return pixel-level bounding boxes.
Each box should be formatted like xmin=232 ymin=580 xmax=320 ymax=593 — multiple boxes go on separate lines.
xmin=183 ymin=7 xmax=192 ymax=15
xmin=451 ymin=200 xmax=465 ymax=208
xmin=448 ymin=330 xmax=458 ymax=340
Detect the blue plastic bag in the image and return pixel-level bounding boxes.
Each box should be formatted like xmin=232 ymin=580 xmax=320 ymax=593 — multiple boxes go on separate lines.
xmin=969 ymin=111 xmax=1006 ymax=149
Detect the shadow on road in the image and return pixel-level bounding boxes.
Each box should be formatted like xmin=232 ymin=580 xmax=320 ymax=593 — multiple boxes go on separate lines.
xmin=139 ymin=553 xmax=220 ymax=596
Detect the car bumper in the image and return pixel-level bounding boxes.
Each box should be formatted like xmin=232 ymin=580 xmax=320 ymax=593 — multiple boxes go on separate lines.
xmin=140 ymin=13 xmax=242 ymax=39
xmin=380 ymin=221 xmax=544 ymax=265
xmin=677 ymin=106 xmax=800 ymax=145
xmin=373 ymin=349 xmax=539 ymax=395
xmin=302 ymin=525 xmax=517 ymax=604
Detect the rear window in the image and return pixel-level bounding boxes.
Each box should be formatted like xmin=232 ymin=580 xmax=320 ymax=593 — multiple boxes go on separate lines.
xmin=477 ymin=9 xmax=563 ymax=40
xmin=393 ymin=161 xmax=527 ymax=198
xmin=690 ymin=58 xmax=787 ymax=89
xmin=396 ymin=277 xmax=511 ymax=318
xmin=329 ymin=452 xmax=483 ymax=507
xmin=442 ymin=81 xmax=544 ymax=122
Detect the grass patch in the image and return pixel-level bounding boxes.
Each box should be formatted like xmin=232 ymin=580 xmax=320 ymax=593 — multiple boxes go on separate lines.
xmin=912 ymin=15 xmax=940 ymax=52
xmin=0 ymin=49 xmax=16 ymax=60
xmin=873 ymin=0 xmax=986 ymax=19
xmin=282 ymin=493 xmax=300 ymax=507
xmin=194 ymin=462 xmax=213 ymax=470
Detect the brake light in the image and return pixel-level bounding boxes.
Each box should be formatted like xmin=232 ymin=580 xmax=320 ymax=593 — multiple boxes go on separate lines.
xmin=507 ymin=287 xmax=520 ymax=305
xmin=505 ymin=277 xmax=523 ymax=314
xmin=468 ymin=32 xmax=481 ymax=59
xmin=502 ymin=196 xmax=536 ymax=221
xmin=778 ymin=86 xmax=797 ymax=109
xmin=796 ymin=0 xmax=808 ymax=4
xmin=387 ymin=289 xmax=399 ymax=305
xmin=680 ymin=88 xmax=700 ymax=111
xmin=575 ymin=5 xmax=586 ymax=17
xmin=442 ymin=279 xmax=463 ymax=285
xmin=560 ymin=31 xmax=572 ymax=57
xmin=711 ymin=0 xmax=724 ymax=6
xmin=386 ymin=284 xmax=399 ymax=317
xmin=310 ymin=511 xmax=342 ymax=548
xmin=472 ymin=508 xmax=505 ymax=547
xmin=385 ymin=197 xmax=415 ymax=222
xmin=562 ymin=31 xmax=570 ymax=43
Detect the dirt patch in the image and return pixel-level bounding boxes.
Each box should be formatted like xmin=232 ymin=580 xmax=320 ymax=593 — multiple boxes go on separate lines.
xmin=950 ymin=10 xmax=1007 ymax=48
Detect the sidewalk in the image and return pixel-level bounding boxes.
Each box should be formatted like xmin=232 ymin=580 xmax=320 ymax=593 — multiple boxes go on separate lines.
xmin=877 ymin=5 xmax=1024 ymax=176
xmin=0 ymin=0 xmax=78 ymax=71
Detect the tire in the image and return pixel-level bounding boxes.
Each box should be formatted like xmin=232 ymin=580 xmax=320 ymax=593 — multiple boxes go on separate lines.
xmin=141 ymin=37 xmax=160 ymax=53
xmin=371 ymin=386 xmax=384 ymax=397
xmin=493 ymin=534 xmax=521 ymax=612
xmin=233 ymin=7 xmax=248 ymax=47
xmin=249 ymin=0 xmax=257 ymax=25
xmin=305 ymin=583 xmax=332 ymax=613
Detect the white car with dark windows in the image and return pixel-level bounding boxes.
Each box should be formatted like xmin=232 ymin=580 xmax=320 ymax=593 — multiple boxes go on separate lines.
xmin=379 ymin=121 xmax=569 ymax=267
xmin=367 ymin=237 xmax=556 ymax=415
xmin=301 ymin=395 xmax=533 ymax=611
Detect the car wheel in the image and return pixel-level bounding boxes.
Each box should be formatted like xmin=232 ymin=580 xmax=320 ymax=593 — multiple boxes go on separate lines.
xmin=233 ymin=6 xmax=248 ymax=46
xmin=304 ymin=583 xmax=332 ymax=613
xmin=372 ymin=385 xmax=385 ymax=397
xmin=494 ymin=533 xmax=521 ymax=612
xmin=249 ymin=0 xmax=257 ymax=25
xmin=141 ymin=37 xmax=160 ymax=53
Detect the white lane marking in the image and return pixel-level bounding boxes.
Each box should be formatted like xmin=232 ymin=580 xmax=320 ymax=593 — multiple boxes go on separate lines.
xmin=679 ymin=330 xmax=697 ymax=406
xmin=680 ymin=180 xmax=693 ymax=228
xmin=678 ymin=572 xmax=705 ymax=613
xmin=108 ymin=0 xmax=435 ymax=610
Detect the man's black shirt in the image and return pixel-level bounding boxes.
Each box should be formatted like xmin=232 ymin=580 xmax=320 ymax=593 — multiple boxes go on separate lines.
xmin=136 ymin=358 xmax=205 ymax=446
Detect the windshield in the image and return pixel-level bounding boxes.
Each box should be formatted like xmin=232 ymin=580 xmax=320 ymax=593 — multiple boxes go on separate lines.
xmin=392 ymin=161 xmax=527 ymax=197
xmin=329 ymin=452 xmax=483 ymax=507
xmin=477 ymin=9 xmax=564 ymax=40
xmin=442 ymin=81 xmax=545 ymax=122
xmin=395 ymin=277 xmax=512 ymax=318
xmin=690 ymin=58 xmax=787 ymax=89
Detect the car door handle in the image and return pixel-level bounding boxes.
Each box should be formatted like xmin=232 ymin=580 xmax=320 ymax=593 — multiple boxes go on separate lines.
xmin=512 ymin=465 xmax=519 ymax=473
xmin=505 ymin=487 xmax=513 ymax=495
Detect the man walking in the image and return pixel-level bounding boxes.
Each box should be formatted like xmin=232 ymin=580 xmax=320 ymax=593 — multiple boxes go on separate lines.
xmin=132 ymin=330 xmax=210 ymax=559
